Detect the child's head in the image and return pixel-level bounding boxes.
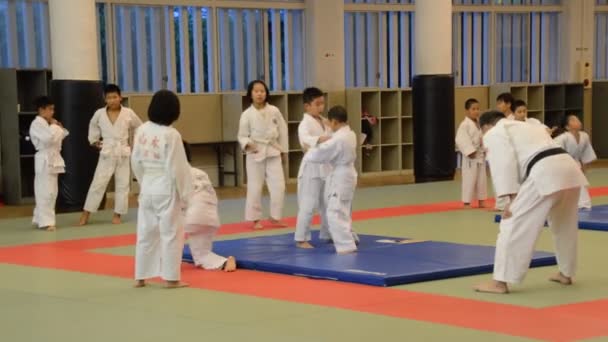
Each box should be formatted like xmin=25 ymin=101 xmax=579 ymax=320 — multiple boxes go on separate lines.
xmin=479 ymin=110 xmax=506 ymax=135
xmin=464 ymin=98 xmax=480 ymax=120
xmin=104 ymin=84 xmax=122 ymax=110
xmin=246 ymin=80 xmax=269 ymax=106
xmin=496 ymin=93 xmax=514 ymax=114
xmin=183 ymin=140 xmax=192 ymax=163
xmin=148 ymin=90 xmax=180 ymax=126
xmin=303 ymin=87 xmax=325 ymax=116
xmin=562 ymin=114 xmax=582 ymax=132
xmin=511 ymin=100 xmax=527 ymax=121
xmin=34 ymin=96 xmax=54 ymax=120
xmin=327 ymin=105 xmax=348 ymax=132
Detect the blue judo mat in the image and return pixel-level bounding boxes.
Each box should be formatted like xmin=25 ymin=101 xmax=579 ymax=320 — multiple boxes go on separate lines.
xmin=182 ymin=232 xmax=556 ymax=287
xmin=494 ymin=204 xmax=608 ymax=232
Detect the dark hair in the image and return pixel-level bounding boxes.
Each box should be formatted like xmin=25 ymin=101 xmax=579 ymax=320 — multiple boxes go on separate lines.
xmin=464 ymin=98 xmax=479 ymax=110
xmin=511 ymin=99 xmax=527 ymax=112
xmin=496 ymin=92 xmax=514 ymax=105
xmin=104 ymin=84 xmax=121 ymax=96
xmin=183 ymin=140 xmax=192 ymax=163
xmin=303 ymin=87 xmax=324 ymax=104
xmin=246 ymin=80 xmax=269 ymax=104
xmin=34 ymin=96 xmax=54 ymax=110
xmin=552 ymin=114 xmax=578 ymax=138
xmin=327 ymin=105 xmax=348 ymax=123
xmin=148 ymin=90 xmax=180 ymax=126
xmin=479 ymin=110 xmax=506 ymax=128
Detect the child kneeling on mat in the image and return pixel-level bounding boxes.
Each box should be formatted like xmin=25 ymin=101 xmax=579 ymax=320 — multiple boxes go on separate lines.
xmin=183 ymin=141 xmax=236 ymax=272
xmin=301 ymin=106 xmax=358 ymax=254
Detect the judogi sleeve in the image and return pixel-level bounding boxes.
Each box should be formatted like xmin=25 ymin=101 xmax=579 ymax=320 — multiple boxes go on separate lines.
xmin=276 ymin=110 xmax=288 ymax=153
xmin=455 ymin=121 xmax=476 ymax=157
xmin=166 ymin=130 xmax=193 ymax=202
xmin=88 ymin=110 xmax=102 ymax=145
xmin=129 ymin=109 xmax=143 ymax=130
xmin=237 ymin=109 xmax=252 ymax=150
xmin=304 ymin=136 xmax=341 ymax=164
xmin=580 ymin=132 xmax=597 ymax=165
xmin=483 ymin=126 xmax=520 ymax=197
xmin=298 ymin=118 xmax=320 ymax=151
xmin=553 ymin=133 xmax=567 ymax=149
xmin=130 ymin=128 xmax=144 ymax=183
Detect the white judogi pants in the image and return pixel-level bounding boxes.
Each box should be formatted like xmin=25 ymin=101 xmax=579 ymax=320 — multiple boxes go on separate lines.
xmin=185 ymin=224 xmax=227 ymax=270
xmin=579 ymin=186 xmax=592 ymax=209
xmin=84 ymin=155 xmax=130 ymax=215
xmin=461 ymin=159 xmax=487 ymax=204
xmin=33 ymin=172 xmax=58 ymax=228
xmin=325 ymin=174 xmax=357 ymax=253
xmin=245 ymin=154 xmax=285 ymax=221
xmin=493 ymin=181 xmax=580 ymax=284
xmin=135 ymin=194 xmax=184 ymax=281
xmin=295 ymin=177 xmax=331 ymax=242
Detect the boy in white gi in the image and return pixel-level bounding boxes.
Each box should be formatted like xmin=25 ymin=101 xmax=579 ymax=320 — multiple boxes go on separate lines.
xmin=295 ymin=87 xmax=333 ymax=248
xmin=474 ymin=111 xmax=588 ymax=294
xmin=79 ymin=84 xmax=142 ymax=226
xmin=302 ymin=106 xmax=358 ymax=254
xmin=237 ymin=80 xmax=288 ymax=230
xmin=29 ymin=96 xmax=69 ymax=231
xmin=132 ymin=90 xmax=192 ymax=289
xmin=182 ymin=142 xmax=236 ymax=272
xmin=553 ymin=114 xmax=597 ymax=209
xmin=455 ymin=98 xmax=487 ymax=208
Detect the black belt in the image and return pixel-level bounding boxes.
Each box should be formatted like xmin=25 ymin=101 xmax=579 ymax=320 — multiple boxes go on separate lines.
xmin=525 ymin=147 xmax=567 ymax=179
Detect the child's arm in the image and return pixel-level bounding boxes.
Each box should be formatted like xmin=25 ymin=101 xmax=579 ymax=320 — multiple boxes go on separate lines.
xmin=166 ymin=130 xmax=193 ymax=202
xmin=455 ymin=123 xmax=477 ymax=158
xmin=304 ymin=137 xmax=341 ymax=164
xmin=277 ymin=110 xmax=288 ymax=154
xmin=88 ymin=110 xmax=102 ymax=146
xmin=237 ymin=110 xmax=255 ymax=152
xmin=129 ymin=109 xmax=143 ymax=131
xmin=483 ymin=127 xmax=520 ymax=199
xmin=298 ymin=120 xmax=321 ymax=151
xmin=580 ymin=132 xmax=597 ymax=165
xmin=130 ymin=130 xmax=144 ymax=183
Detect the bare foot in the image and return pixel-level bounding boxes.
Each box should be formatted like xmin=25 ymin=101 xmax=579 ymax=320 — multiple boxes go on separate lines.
xmin=337 ymin=249 xmax=357 ymax=255
xmin=478 ymin=200 xmax=486 ymax=208
xmin=269 ymin=219 xmax=288 ymax=228
xmin=46 ymin=226 xmax=56 ymax=232
xmin=474 ymin=280 xmax=509 ymax=294
xmin=296 ymin=241 xmax=315 ymax=249
xmin=111 ymin=213 xmax=121 ymax=225
xmin=77 ymin=211 xmax=90 ymax=226
xmin=164 ymin=281 xmax=189 ymax=289
xmin=549 ymin=272 xmax=573 ymax=285
xmin=253 ymin=221 xmax=264 ymax=230
xmin=134 ymin=280 xmax=146 ymax=288
xmin=223 ymin=256 xmax=237 ymax=272
xmin=463 ymin=203 xmax=471 ymax=209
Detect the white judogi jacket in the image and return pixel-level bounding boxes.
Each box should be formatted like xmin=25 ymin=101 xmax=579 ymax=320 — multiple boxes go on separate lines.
xmin=184 ymin=167 xmax=219 ymax=228
xmin=554 ymin=131 xmax=597 ymax=166
xmin=304 ymin=126 xmax=358 ymax=200
xmin=297 ymin=113 xmax=333 ymax=179
xmin=507 ymin=114 xmax=548 ymax=128
xmin=89 ymin=106 xmax=142 ymax=158
xmin=237 ymin=104 xmax=288 ymax=162
xmin=455 ymin=117 xmax=485 ymax=165
xmin=483 ymin=119 xmax=588 ymax=198
xmin=131 ymin=122 xmax=192 ymax=202
xmin=30 ymin=116 xmax=69 ymax=174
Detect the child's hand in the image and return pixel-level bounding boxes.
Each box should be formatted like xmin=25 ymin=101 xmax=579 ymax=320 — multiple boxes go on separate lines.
xmin=468 ymin=151 xmax=477 ymax=159
xmin=92 ymin=141 xmax=103 ymax=150
xmin=502 ymin=203 xmax=512 ymax=219
xmin=318 ymin=135 xmax=331 ymax=144
xmin=281 ymin=153 xmax=287 ymax=163
xmin=245 ymin=143 xmax=258 ymax=153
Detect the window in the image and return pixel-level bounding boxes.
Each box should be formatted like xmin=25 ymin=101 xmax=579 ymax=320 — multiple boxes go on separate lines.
xmin=452 ymin=11 xmax=490 ymax=85
xmin=596 ymin=12 xmax=608 ymax=79
xmin=344 ymin=11 xmax=415 ymax=88
xmin=529 ymin=12 xmax=560 ymax=83
xmin=0 ymin=0 xmax=49 ymax=69
xmin=217 ymin=8 xmax=304 ymax=91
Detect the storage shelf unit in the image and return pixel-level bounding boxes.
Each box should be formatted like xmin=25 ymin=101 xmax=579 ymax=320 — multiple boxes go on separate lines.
xmin=0 ymin=68 xmax=52 ymax=204
xmin=345 ymin=88 xmax=414 ymax=177
xmin=489 ymin=83 xmax=584 ymax=129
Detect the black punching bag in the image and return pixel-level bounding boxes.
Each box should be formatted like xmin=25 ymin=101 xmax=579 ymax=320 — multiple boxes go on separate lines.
xmin=51 ymin=80 xmax=105 ymax=212
xmin=412 ymin=75 xmax=455 ymax=183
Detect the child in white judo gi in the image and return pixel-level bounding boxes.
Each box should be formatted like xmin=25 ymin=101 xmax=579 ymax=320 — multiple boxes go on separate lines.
xmin=29 ymin=96 xmax=69 ymax=231
xmin=474 ymin=111 xmax=587 ymax=294
xmin=79 ymin=84 xmax=142 ymax=226
xmin=553 ymin=114 xmax=597 ymax=209
xmin=237 ymin=80 xmax=288 ymax=230
xmin=294 ymin=87 xmax=333 ymax=248
xmin=302 ymin=106 xmax=358 ymax=254
xmin=132 ymin=90 xmax=192 ymax=289
xmin=182 ymin=142 xmax=236 ymax=272
xmin=455 ymin=98 xmax=487 ymax=209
